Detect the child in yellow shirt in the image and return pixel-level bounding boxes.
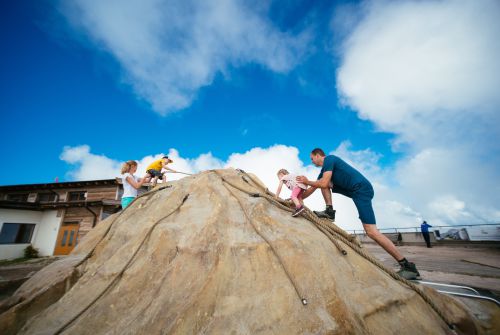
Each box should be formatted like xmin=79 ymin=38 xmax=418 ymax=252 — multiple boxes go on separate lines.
xmin=144 ymin=156 xmax=177 ymax=187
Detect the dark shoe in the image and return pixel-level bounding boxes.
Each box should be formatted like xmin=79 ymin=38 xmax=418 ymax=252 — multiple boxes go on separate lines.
xmin=314 ymin=208 xmax=336 ymax=221
xmin=292 ymin=207 xmax=305 ymax=217
xmin=397 ymin=262 xmax=421 ymax=280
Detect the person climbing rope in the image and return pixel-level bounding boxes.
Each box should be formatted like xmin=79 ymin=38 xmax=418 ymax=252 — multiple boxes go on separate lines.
xmin=275 ymin=168 xmax=308 ymax=217
xmin=297 ymin=148 xmax=421 ymax=280
xmin=120 ymin=160 xmax=146 ymax=208
xmin=143 ymin=155 xmax=178 ymax=187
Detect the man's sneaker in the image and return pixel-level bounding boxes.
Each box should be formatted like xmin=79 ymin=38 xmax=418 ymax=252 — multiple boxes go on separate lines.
xmin=314 ymin=208 xmax=336 ymax=221
xmin=292 ymin=207 xmax=306 ymax=217
xmin=397 ymin=262 xmax=421 ymax=280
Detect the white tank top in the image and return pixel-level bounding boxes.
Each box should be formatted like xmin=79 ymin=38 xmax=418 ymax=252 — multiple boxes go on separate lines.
xmin=122 ymin=173 xmax=139 ymax=198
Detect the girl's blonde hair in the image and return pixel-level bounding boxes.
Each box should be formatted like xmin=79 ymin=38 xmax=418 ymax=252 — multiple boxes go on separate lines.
xmin=277 ymin=168 xmax=289 ymax=176
xmin=121 ymin=160 xmax=138 ymax=174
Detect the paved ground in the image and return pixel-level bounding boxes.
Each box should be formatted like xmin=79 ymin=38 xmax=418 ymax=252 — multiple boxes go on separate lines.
xmin=364 ymin=243 xmax=500 ymax=294
xmin=0 ymin=257 xmax=60 ymax=302
xmin=1 ymin=245 xmax=499 ymax=303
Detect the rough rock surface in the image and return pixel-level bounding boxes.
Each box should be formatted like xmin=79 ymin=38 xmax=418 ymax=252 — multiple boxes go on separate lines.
xmin=0 ymin=169 xmax=493 ymax=334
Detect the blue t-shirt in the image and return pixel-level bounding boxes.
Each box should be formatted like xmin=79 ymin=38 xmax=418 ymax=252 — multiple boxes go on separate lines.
xmin=317 ymin=155 xmax=371 ymax=197
xmin=421 ymin=222 xmax=432 ymax=233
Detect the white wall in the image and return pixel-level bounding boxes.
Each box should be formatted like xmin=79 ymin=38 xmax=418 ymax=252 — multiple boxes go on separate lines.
xmin=0 ymin=244 xmax=28 ymax=260
xmin=0 ymin=209 xmax=61 ymax=260
xmin=33 ymin=210 xmax=61 ymax=256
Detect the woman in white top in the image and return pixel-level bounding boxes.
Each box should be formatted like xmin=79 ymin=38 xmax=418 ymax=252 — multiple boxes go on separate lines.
xmin=121 ymin=160 xmax=146 ymax=208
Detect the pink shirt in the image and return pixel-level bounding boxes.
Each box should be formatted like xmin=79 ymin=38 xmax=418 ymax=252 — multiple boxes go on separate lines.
xmin=280 ymin=174 xmax=307 ymax=191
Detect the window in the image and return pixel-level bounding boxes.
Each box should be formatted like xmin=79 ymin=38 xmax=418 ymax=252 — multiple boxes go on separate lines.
xmin=6 ymin=193 xmax=29 ymax=202
xmin=0 ymin=223 xmax=36 ymax=244
xmin=38 ymin=193 xmax=57 ymax=203
xmin=68 ymin=231 xmax=75 ymax=246
xmin=68 ymin=191 xmax=86 ymax=202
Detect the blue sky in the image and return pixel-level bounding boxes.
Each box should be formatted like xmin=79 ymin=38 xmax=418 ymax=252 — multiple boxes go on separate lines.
xmin=1 ymin=0 xmax=499 ymax=228
xmin=0 ymin=0 xmax=396 ymax=185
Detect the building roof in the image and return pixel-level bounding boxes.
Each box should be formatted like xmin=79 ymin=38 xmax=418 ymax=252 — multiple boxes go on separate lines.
xmin=0 ymin=199 xmax=121 ymax=211
xmin=0 ymin=179 xmax=119 ymax=192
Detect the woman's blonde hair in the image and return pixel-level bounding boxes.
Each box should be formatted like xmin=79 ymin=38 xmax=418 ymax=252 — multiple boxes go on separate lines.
xmin=277 ymin=168 xmax=289 ymax=176
xmin=121 ymin=160 xmax=138 ymax=174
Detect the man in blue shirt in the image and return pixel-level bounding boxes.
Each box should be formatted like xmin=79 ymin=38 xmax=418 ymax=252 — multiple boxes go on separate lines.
xmin=421 ymin=221 xmax=433 ymax=248
xmin=297 ymin=148 xmax=420 ymax=280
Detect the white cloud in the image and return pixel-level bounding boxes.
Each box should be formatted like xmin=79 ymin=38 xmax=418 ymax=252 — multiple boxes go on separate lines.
xmin=60 ymin=141 xmax=500 ymax=231
xmin=59 ymin=0 xmax=310 ymax=114
xmin=59 ymin=144 xmax=333 ymax=222
xmin=336 ymin=0 xmax=500 ymax=146
xmin=59 ymin=145 xmax=122 ymax=180
xmin=333 ymin=0 xmax=500 ymax=228
xmin=56 ymin=144 xmax=423 ymax=230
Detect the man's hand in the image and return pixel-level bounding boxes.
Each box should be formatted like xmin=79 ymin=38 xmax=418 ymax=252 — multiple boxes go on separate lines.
xmin=296 ymin=175 xmax=309 ymax=184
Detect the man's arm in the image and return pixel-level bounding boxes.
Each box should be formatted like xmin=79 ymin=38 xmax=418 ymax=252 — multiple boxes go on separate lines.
xmin=297 ymin=171 xmax=332 ymax=189
xmin=301 ymin=186 xmax=317 ymax=199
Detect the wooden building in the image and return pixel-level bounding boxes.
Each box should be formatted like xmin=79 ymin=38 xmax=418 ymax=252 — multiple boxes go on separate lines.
xmin=0 ymin=179 xmax=142 ymax=259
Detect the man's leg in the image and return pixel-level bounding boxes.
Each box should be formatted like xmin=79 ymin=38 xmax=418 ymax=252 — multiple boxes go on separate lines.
xmin=363 ymin=224 xmax=420 ymax=279
xmin=355 ymin=195 xmax=420 ymax=279
xmin=314 ymin=188 xmax=336 ymax=220
xmin=423 ymin=232 xmax=431 ymax=248
xmin=321 ymin=187 xmax=332 ymax=206
xmin=363 ymin=224 xmax=403 ymax=260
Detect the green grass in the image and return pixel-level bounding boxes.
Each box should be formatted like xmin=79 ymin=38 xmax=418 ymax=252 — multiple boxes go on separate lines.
xmin=0 ymin=257 xmax=32 ymax=266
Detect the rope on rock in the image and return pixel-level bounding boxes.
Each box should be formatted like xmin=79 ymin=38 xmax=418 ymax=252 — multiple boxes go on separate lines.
xmin=74 ymin=184 xmax=174 ymax=268
xmin=216 ymin=171 xmax=308 ymax=306
xmin=233 ymin=170 xmax=455 ymax=329
xmin=232 ymin=173 xmax=348 ymax=255
xmin=65 ymin=169 xmax=453 ymax=330
xmin=54 ymin=192 xmax=189 ymax=335
xmin=240 ymin=172 xmax=362 ymax=248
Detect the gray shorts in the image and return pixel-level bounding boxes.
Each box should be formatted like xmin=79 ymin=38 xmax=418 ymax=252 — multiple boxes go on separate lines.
xmin=146 ymin=169 xmax=163 ymax=179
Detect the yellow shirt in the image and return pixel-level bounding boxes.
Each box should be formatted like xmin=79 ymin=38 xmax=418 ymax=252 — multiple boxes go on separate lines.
xmin=147 ymin=159 xmax=164 ymax=171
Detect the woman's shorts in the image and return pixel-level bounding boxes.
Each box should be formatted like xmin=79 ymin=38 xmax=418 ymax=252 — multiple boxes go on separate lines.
xmin=121 ymin=197 xmax=135 ymax=209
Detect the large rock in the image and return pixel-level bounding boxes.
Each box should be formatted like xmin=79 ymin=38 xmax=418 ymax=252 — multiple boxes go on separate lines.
xmin=0 ymin=169 xmax=494 ymax=334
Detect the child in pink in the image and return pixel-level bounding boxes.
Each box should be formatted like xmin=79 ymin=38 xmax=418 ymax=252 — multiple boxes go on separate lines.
xmin=275 ymin=169 xmax=308 ymax=217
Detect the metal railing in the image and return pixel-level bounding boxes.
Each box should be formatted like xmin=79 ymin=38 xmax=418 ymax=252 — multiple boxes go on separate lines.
xmin=346 ymin=223 xmax=500 ymax=235
xmin=413 ymin=280 xmax=500 ymax=307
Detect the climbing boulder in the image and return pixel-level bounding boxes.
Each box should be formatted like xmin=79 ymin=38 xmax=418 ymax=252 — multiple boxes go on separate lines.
xmin=0 ymin=169 xmax=493 ymax=334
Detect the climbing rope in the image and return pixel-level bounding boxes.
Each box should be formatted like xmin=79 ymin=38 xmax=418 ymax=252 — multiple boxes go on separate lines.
xmin=53 ymin=192 xmax=189 ymax=334
xmin=63 ymin=170 xmax=453 ymax=330
xmin=227 ymin=169 xmax=455 ymax=329
xmin=74 ymin=184 xmax=174 ymax=268
xmin=240 ymin=172 xmax=362 ymax=247
xmin=218 ymin=172 xmax=308 ymax=306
